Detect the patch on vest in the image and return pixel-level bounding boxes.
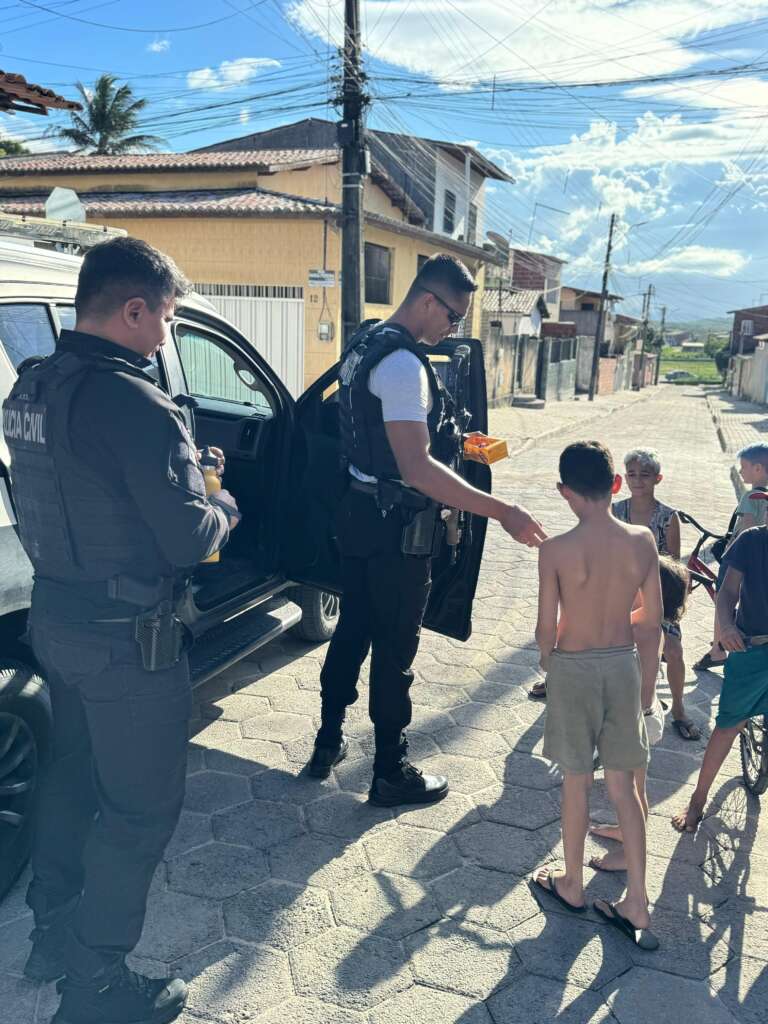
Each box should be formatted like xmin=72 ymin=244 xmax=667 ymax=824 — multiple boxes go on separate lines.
xmin=2 ymin=400 xmax=48 ymax=450
xmin=339 ymin=348 xmax=364 ymax=386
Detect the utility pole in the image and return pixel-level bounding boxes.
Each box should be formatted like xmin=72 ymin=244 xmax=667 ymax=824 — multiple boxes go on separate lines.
xmin=339 ymin=0 xmax=369 ymax=349
xmin=588 ymin=212 xmax=617 ymax=401
xmin=655 ymin=304 xmax=666 ymax=385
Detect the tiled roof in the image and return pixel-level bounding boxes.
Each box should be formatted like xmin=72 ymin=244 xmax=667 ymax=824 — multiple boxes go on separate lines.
xmin=0 ymin=188 xmax=338 ymax=218
xmin=0 ymin=70 xmax=81 ymax=114
xmin=482 ymin=288 xmax=546 ymax=315
xmin=0 ymin=148 xmax=338 ymax=176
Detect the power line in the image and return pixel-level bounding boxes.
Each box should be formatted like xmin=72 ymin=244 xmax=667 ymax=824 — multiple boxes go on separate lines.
xmin=12 ymin=0 xmax=251 ymax=31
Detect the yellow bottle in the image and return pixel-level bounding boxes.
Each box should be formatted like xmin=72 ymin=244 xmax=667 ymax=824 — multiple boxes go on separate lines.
xmin=200 ymin=447 xmax=221 ymax=564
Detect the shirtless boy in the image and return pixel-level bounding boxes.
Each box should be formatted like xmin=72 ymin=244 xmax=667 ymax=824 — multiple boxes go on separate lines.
xmin=532 ymin=441 xmax=663 ymax=950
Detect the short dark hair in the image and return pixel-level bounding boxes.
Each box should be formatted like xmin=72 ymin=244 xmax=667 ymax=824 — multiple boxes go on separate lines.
xmin=559 ymin=441 xmax=615 ymax=499
xmin=75 ymin=236 xmax=190 ymax=318
xmin=738 ymin=443 xmax=768 ymax=472
xmin=407 ymin=253 xmax=477 ymax=302
xmin=659 ymin=555 xmax=689 ymax=623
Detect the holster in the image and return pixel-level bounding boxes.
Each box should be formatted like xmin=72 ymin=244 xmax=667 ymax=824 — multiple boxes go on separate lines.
xmin=400 ymin=503 xmax=442 ymax=557
xmin=134 ymin=599 xmax=186 ymax=672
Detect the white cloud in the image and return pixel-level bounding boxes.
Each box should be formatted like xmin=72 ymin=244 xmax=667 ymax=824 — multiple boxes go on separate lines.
xmin=622 ymin=245 xmax=750 ymax=277
xmin=288 ymin=1 xmax=768 ymax=86
xmin=239 ymin=107 xmax=250 ymax=125
xmin=187 ymin=57 xmax=281 ymax=91
xmin=147 ymin=39 xmax=170 ymax=53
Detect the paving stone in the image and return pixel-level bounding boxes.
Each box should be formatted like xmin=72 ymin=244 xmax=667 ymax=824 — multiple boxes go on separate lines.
xmin=203 ymin=736 xmax=287 ymax=776
xmin=213 ymin=799 xmax=306 ymax=850
xmin=364 ymin=824 xmax=462 ymax=879
xmin=408 ymin=707 xmax=456 ymax=737
xmin=305 ymin=792 xmax=394 ymax=840
xmin=489 ymin=752 xmax=563 ymax=790
xmin=711 ymin=955 xmax=768 ymax=1024
xmin=0 ymin=972 xmax=43 ymax=1024
xmin=454 ymin=820 xmax=556 ymax=875
xmin=510 ymin=912 xmax=633 ymax=991
xmin=183 ymin=770 xmax=252 ymax=814
xmin=185 ymin=744 xmax=206 ymax=775
xmin=603 ymin=967 xmax=738 ymax=1024
xmin=487 ymin=965 xmax=613 ymax=1023
xmin=167 ymin=842 xmax=268 ymax=900
xmin=643 ymin=812 xmax=725 ymax=868
xmin=251 ymin=998 xmax=366 ymax=1024
xmin=331 ymin=872 xmax=441 ymax=940
xmin=464 ymin=681 xmax=529 ymax=706
xmin=417 ymin=663 xmax=484 ymax=685
xmin=395 ymin=791 xmax=480 ymax=833
xmin=224 ymin=880 xmax=333 ymax=951
xmin=404 ymin=919 xmax=514 ymax=998
xmin=370 ymin=983 xmax=493 ymax=1024
xmin=175 ymin=940 xmax=291 ymax=1021
xmin=268 ymin=833 xmax=369 ymax=890
xmin=241 ymin=711 xmax=315 ymax=743
xmin=200 ymin=692 xmax=272 ymax=722
xmin=435 ymin=726 xmax=509 ymax=758
xmin=190 ymin=718 xmax=242 ymax=749
xmin=250 ymin=767 xmax=336 ymax=804
xmin=474 ymin=784 xmax=561 ymax=831
xmin=291 ymin=925 xmax=412 ymax=1010
xmin=451 ymin=702 xmax=525 ymax=734
xmin=0 ymin=916 xmax=32 ymax=973
xmin=702 ymin=848 xmax=768 ymax=905
xmin=430 ymin=866 xmax=541 ymax=932
xmin=282 ymin=732 xmax=366 ymax=767
xmin=623 ymin=906 xmax=732 ymax=979
xmin=164 ymin=810 xmax=213 ymax=860
xmin=643 ymin=857 xmax=731 ymax=915
xmin=133 ymin=890 xmax=222 ymax=963
xmin=703 ymin=897 xmax=768 ymax=962
xmin=647 ymin=746 xmax=705 ymax=786
xmin=416 ymin=753 xmax=497 ymax=794
xmin=410 ymin=682 xmax=471 ymax=709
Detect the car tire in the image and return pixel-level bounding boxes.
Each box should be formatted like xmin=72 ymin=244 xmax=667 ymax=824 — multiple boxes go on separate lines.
xmin=0 ymin=661 xmax=52 ymax=900
xmin=294 ymin=587 xmax=340 ymax=642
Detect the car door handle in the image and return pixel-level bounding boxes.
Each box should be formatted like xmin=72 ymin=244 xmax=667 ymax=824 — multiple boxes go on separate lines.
xmin=239 ymin=419 xmax=260 ymax=450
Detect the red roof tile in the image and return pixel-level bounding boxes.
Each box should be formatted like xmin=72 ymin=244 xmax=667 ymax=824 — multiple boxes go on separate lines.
xmin=0 ymin=70 xmax=81 ymax=113
xmin=0 ymin=148 xmax=338 ymax=176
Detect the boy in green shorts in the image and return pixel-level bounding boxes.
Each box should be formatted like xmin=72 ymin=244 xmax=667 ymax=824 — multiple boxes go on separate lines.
xmin=673 ymin=522 xmax=768 ymax=832
xmin=533 ymin=442 xmax=662 ymax=950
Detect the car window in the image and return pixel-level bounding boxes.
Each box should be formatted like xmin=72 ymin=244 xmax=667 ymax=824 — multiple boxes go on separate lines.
xmin=56 ymin=305 xmax=77 ymax=332
xmin=0 ymin=304 xmax=56 ymax=369
xmin=174 ymin=323 xmax=274 ymax=416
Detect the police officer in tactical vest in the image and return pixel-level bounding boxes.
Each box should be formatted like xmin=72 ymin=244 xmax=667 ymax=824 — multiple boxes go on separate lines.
xmin=2 ymin=238 xmax=239 ymax=1024
xmin=308 ymin=254 xmax=546 ymax=805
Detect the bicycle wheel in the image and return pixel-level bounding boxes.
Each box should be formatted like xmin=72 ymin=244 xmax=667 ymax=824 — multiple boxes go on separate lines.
xmin=740 ymin=715 xmax=768 ymax=796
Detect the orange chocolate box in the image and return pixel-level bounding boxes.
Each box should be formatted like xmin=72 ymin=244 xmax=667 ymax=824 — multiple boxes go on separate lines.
xmin=463 ymin=432 xmax=509 ymax=465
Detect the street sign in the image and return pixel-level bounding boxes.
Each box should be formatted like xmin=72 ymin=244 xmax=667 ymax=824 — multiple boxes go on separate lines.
xmin=308 ymin=269 xmax=336 ymax=288
xmin=45 ymin=187 xmax=86 ymax=223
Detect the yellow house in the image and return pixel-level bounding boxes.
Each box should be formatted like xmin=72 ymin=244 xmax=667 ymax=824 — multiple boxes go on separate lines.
xmin=0 ymin=149 xmax=502 ymax=392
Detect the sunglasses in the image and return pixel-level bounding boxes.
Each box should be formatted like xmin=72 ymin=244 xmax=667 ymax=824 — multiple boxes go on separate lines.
xmin=419 ymin=287 xmax=463 ymax=326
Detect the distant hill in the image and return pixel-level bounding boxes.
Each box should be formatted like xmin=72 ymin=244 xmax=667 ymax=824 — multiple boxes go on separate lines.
xmin=658 ymin=317 xmax=731 ymax=339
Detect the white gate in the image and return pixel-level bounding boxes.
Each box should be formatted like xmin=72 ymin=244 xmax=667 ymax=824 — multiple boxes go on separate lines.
xmin=194 ymin=284 xmax=304 ymax=397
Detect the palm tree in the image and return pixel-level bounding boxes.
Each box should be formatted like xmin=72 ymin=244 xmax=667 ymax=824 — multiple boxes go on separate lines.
xmin=56 ymin=74 xmax=165 ymax=154
xmin=0 ymin=137 xmax=28 ymax=157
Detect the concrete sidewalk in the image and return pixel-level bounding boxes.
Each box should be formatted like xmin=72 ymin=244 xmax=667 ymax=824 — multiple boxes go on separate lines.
xmin=706 ymin=389 xmax=768 ymax=498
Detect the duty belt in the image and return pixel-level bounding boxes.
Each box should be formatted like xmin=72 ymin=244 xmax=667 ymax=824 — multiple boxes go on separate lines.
xmin=349 ymin=477 xmax=430 ymax=512
xmin=38 ymin=573 xmax=178 ymax=608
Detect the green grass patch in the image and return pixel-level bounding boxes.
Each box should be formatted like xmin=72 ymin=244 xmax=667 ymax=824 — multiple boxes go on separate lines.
xmin=659 ymin=358 xmax=722 ymax=384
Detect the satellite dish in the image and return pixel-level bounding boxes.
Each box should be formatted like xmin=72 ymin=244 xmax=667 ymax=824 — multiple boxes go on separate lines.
xmin=486 ymin=230 xmax=509 ymax=251
xmin=45 ymin=187 xmax=86 ymax=223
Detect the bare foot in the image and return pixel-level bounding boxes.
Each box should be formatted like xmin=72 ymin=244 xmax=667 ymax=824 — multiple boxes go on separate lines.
xmin=613 ymin=896 xmax=651 ymax=930
xmin=589 ymin=822 xmax=623 ymax=843
xmin=671 ymin=800 xmax=704 ymax=833
xmin=589 ymin=848 xmax=627 ymax=872
xmin=532 ymin=865 xmax=584 ymax=910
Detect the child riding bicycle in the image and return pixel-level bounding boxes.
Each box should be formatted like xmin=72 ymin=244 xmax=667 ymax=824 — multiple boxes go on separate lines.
xmin=673 ymin=521 xmax=768 ymax=832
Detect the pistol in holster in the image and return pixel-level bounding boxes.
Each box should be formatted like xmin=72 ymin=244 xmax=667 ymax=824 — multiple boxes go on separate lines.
xmin=400 ymin=502 xmax=443 ymax=557
xmin=134 ymin=599 xmax=186 ymax=671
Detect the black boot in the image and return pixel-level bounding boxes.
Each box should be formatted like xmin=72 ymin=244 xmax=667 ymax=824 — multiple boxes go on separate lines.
xmin=369 ymin=734 xmax=448 ymax=807
xmin=53 ymin=963 xmax=188 ymax=1024
xmin=308 ymin=726 xmax=348 ymax=779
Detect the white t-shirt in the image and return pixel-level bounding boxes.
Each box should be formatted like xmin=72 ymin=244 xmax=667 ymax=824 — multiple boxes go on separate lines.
xmin=349 ymin=347 xmax=433 ymax=483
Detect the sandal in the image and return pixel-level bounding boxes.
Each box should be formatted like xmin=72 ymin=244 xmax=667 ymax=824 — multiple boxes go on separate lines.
xmin=692 ymin=653 xmax=726 ymax=672
xmin=529 ymin=681 xmax=547 ymax=701
xmin=671 ymin=719 xmax=701 ymax=742
xmin=531 ymin=870 xmax=587 ymax=914
xmin=593 ymin=899 xmax=659 ymax=950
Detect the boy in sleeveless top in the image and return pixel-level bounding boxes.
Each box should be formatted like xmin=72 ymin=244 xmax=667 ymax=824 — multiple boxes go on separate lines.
xmin=612 ymin=448 xmax=697 ymax=741
xmin=532 ymin=442 xmax=662 ymax=950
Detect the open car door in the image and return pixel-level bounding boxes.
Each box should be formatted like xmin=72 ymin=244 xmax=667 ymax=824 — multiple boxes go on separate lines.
xmin=282 ymin=337 xmax=491 ymax=642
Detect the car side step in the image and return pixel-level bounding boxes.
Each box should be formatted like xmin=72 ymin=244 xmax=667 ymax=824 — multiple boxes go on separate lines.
xmin=189 ymin=597 xmax=301 ymax=686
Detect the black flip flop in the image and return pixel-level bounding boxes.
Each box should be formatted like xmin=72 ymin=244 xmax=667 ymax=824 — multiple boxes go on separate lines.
xmin=593 ymin=899 xmax=659 ymax=950
xmin=692 ymin=653 xmax=726 ymax=672
xmin=528 ymin=682 xmax=547 ymax=701
xmin=672 ymin=719 xmax=701 ymax=742
xmin=531 ymin=870 xmax=587 ymax=914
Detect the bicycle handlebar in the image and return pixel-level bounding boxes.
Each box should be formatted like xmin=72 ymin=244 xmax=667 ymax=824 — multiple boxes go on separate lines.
xmin=677 ymin=509 xmax=725 ymax=542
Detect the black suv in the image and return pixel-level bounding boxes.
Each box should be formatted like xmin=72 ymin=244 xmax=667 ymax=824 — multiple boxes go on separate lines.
xmin=0 ymin=239 xmax=490 ymax=897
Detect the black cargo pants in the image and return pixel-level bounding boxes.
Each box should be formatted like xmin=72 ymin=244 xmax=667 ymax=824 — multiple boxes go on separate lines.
xmin=318 ymin=489 xmax=432 ymax=774
xmin=27 ymin=607 xmax=191 ymax=980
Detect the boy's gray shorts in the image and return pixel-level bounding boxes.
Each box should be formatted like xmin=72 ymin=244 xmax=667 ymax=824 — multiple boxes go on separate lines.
xmin=543 ymin=646 xmax=649 ymax=775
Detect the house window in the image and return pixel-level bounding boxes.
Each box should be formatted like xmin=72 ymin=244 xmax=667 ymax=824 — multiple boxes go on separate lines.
xmin=364 ymin=243 xmax=392 ymax=305
xmin=443 ymin=190 xmax=456 ymax=234
xmin=581 ymin=302 xmax=595 ymax=311
xmin=417 ymin=254 xmax=429 ymax=273
xmin=468 ymin=203 xmax=478 ymax=244
xmin=742 ymin=319 xmax=754 ymax=336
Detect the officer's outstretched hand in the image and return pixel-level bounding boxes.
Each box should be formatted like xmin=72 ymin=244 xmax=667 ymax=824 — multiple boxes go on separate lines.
xmin=500 ymin=503 xmax=547 ymax=547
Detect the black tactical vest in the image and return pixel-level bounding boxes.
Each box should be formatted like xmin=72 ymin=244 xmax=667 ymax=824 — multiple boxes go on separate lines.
xmin=2 ymin=347 xmax=174 ymax=585
xmin=338 ymin=322 xmax=459 ymax=480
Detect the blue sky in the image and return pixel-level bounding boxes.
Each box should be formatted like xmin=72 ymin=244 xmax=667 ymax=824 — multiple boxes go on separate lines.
xmin=3 ymin=1 xmax=768 ymax=321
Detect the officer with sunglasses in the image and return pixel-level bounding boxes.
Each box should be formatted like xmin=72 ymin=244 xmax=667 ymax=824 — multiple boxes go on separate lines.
xmin=308 ymin=254 xmax=546 ymax=806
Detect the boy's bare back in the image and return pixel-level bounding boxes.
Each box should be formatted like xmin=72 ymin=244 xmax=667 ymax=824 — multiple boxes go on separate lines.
xmin=542 ymin=518 xmax=659 ymax=652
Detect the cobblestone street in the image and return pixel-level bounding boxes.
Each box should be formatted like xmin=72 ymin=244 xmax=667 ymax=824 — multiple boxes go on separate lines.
xmin=2 ymin=385 xmax=766 ymax=1024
